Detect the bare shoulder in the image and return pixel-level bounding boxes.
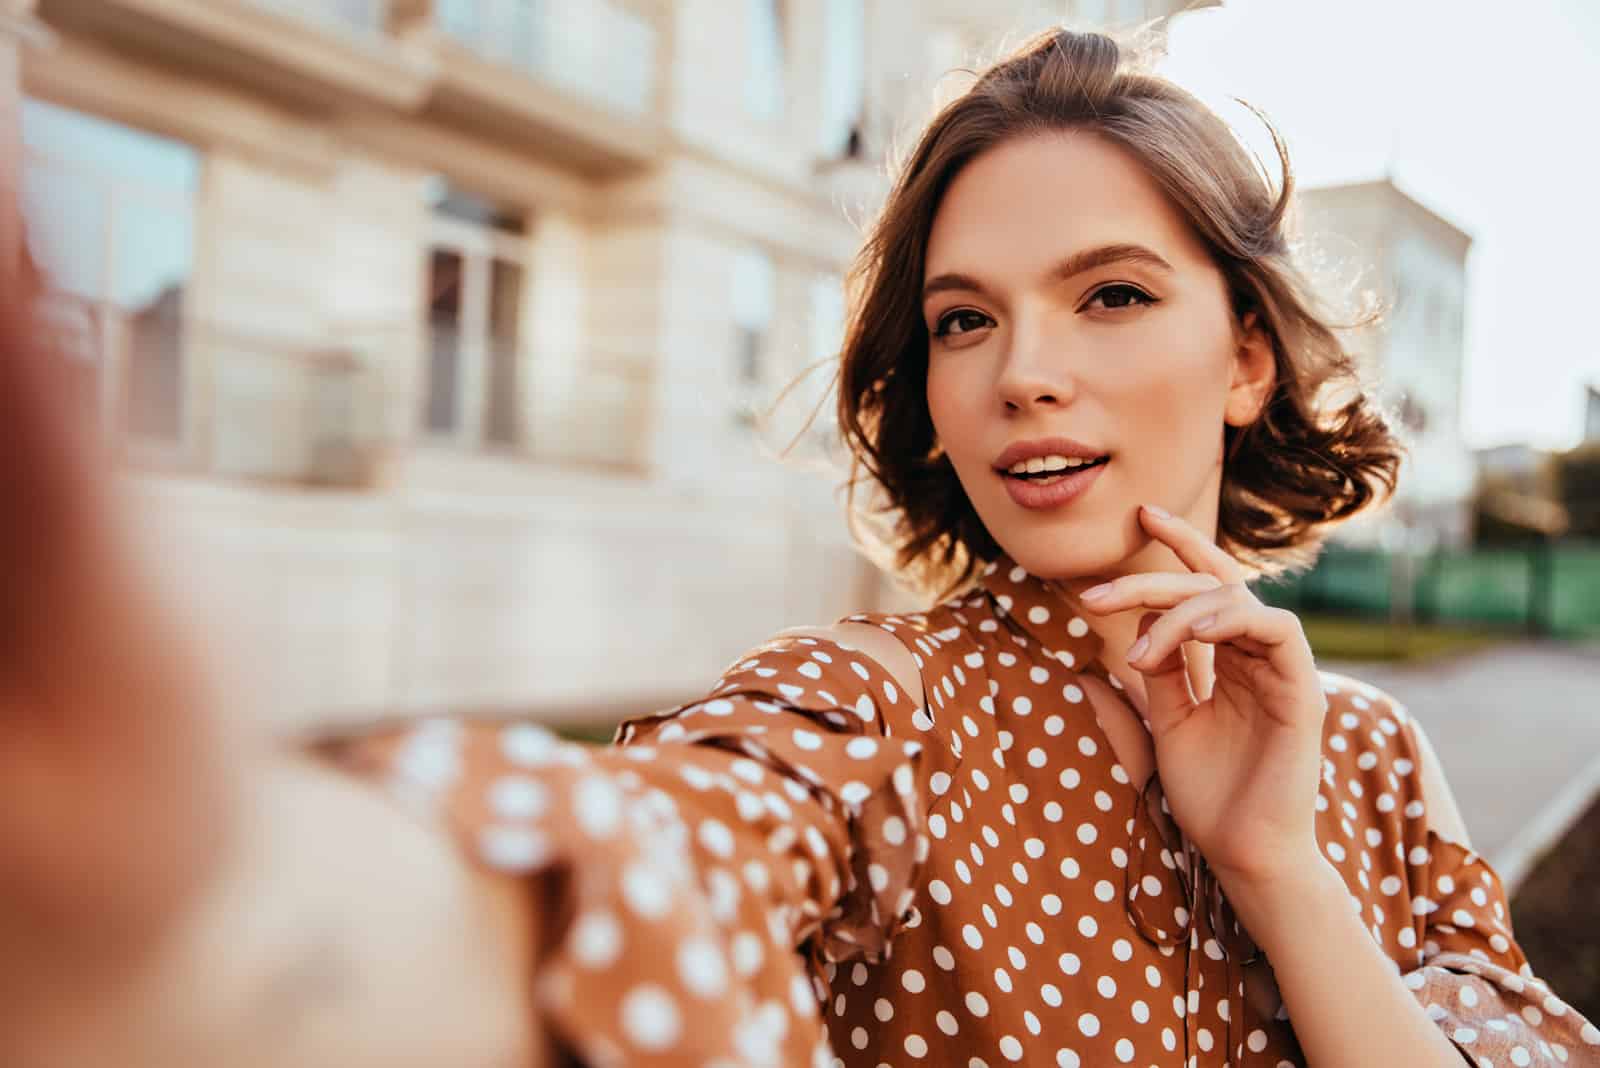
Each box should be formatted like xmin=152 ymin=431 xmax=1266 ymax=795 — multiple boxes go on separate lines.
xmin=772 ymin=622 xmax=926 ymax=712
xmin=1406 ymin=714 xmax=1474 ymax=848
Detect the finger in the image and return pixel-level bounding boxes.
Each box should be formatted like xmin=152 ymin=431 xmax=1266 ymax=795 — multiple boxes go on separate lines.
xmin=1129 ymin=611 xmax=1197 ymax=737
xmin=1190 ymin=604 xmax=1320 ymax=698
xmin=1138 ymin=505 xmax=1249 ymax=583
xmin=1074 ymin=570 xmax=1222 ymax=614
xmin=1125 ymin=583 xmax=1257 ymax=667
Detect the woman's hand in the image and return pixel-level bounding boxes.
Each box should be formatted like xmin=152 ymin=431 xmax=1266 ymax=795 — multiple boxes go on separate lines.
xmin=1075 ymin=504 xmax=1330 ymax=892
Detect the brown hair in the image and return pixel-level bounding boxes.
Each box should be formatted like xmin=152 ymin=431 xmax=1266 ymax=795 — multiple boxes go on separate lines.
xmin=832 ymin=26 xmax=1405 ymax=602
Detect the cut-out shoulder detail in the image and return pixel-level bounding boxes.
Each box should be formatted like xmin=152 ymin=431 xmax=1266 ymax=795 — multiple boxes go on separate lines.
xmin=1406 ymin=714 xmax=1473 ymax=848
xmin=772 ymin=623 xmax=926 ymax=713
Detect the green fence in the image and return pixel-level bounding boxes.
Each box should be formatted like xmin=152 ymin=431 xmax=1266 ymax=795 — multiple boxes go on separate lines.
xmin=1257 ymin=540 xmax=1600 ymax=638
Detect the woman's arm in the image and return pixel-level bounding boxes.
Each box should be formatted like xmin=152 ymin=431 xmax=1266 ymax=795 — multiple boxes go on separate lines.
xmin=87 ymin=751 xmax=550 ymax=1068
xmin=1225 ymin=850 xmax=1472 ymax=1068
xmin=0 ymin=236 xmax=549 ymax=1067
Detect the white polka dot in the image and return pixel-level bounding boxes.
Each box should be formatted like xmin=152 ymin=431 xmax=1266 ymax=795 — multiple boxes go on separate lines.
xmin=677 ymin=938 xmax=728 ymax=998
xmin=1029 ymin=605 xmax=1051 ymax=624
xmin=473 ymin=824 xmax=550 ymax=869
xmin=840 ymin=780 xmax=872 ymax=805
xmin=621 ymin=863 xmax=672 ymax=918
xmin=1114 ymin=1038 xmax=1134 ymax=1062
xmin=574 ymin=776 xmax=624 ymax=839
xmin=966 ymin=990 xmax=990 ymax=1016
xmin=572 ymin=911 xmax=622 ymax=968
xmin=845 ymin=736 xmax=879 ymax=759
xmin=621 ymin=984 xmax=681 ymax=1050
xmin=999 ymin=1035 xmax=1024 ymax=1062
xmin=904 ymin=1034 xmax=928 ymax=1058
xmin=1078 ymin=1013 xmax=1100 ymax=1036
xmin=1059 ymin=952 xmax=1080 ymax=975
xmin=1097 ymin=975 xmax=1117 ymax=998
xmin=937 ymin=1010 xmax=960 ymax=1036
xmin=902 ymin=969 xmax=926 ymax=993
xmin=1056 ymin=1051 xmax=1080 ymax=1068
xmin=501 ymin=724 xmax=558 ymax=767
xmin=487 ymin=775 xmax=548 ymax=819
xmin=698 ymin=819 xmax=735 ymax=858
xmin=963 ymin=924 xmax=984 ymax=949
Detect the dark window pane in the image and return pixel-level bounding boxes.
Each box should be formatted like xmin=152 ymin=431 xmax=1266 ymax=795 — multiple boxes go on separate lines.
xmin=425 ymin=248 xmax=464 ymax=433
xmin=484 ymin=259 xmax=523 ymax=446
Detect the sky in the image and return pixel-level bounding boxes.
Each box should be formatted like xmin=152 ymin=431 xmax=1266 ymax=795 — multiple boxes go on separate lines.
xmin=1159 ymin=0 xmax=1600 ymax=450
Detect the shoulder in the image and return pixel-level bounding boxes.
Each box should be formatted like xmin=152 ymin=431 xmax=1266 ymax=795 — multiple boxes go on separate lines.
xmin=1317 ymin=668 xmax=1472 ymax=847
xmin=771 ymin=620 xmax=926 ymax=713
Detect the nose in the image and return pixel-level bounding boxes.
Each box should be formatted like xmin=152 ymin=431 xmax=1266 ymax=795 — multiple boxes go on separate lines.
xmin=995 ymin=313 xmax=1076 ymax=412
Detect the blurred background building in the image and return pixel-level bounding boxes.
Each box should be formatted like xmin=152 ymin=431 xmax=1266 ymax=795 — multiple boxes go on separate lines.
xmin=1297 ymin=176 xmax=1475 ymax=552
xmin=1 ymin=0 xmax=1591 ymax=732
xmin=0 ymin=0 xmax=1197 ymax=729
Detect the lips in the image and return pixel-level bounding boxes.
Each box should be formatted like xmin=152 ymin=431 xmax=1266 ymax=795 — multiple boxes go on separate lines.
xmin=992 ymin=436 xmax=1110 ymax=472
xmin=999 ymin=455 xmax=1109 ymax=511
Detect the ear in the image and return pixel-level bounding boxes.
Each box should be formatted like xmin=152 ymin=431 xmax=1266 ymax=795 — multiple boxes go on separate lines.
xmin=1224 ymin=310 xmax=1276 ymax=428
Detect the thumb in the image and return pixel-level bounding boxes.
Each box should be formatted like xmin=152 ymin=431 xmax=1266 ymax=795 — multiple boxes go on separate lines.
xmin=1134 ymin=611 xmax=1197 ymax=738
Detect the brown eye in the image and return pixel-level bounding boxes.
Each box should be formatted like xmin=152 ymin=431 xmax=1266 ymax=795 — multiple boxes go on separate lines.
xmin=933 ymin=309 xmax=994 ymax=337
xmin=1084 ymin=284 xmax=1157 ymax=311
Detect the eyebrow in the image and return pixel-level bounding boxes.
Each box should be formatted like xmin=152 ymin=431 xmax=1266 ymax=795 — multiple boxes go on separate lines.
xmin=922 ymin=242 xmax=1176 ymax=302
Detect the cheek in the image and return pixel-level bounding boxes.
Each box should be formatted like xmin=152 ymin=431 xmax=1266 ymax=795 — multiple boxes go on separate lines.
xmin=1108 ymin=326 xmax=1233 ymax=440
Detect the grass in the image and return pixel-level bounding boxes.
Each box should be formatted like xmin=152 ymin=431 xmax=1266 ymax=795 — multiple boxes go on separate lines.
xmin=1299 ymin=615 xmax=1512 ymax=662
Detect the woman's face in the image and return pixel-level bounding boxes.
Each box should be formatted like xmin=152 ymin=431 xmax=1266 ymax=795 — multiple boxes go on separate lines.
xmin=923 ymin=130 xmax=1274 ymax=583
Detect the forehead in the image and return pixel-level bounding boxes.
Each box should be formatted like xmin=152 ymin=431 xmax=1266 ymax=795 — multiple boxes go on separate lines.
xmin=924 ymin=130 xmax=1212 ymax=281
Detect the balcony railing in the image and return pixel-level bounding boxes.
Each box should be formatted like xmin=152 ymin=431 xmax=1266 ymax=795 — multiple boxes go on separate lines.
xmin=434 ymin=0 xmax=657 ymax=118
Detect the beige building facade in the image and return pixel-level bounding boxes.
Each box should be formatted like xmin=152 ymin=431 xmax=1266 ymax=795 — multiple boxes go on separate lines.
xmin=1298 ymin=177 xmax=1476 ymax=551
xmin=2 ymin=0 xmax=1195 ymax=729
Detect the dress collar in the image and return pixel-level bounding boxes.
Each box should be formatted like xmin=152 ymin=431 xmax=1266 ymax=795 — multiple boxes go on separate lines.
xmin=973 ymin=553 xmax=1111 ymax=681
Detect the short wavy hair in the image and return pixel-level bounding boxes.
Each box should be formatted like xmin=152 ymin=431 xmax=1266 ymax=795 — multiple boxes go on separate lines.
xmin=832 ymin=26 xmax=1405 ymax=601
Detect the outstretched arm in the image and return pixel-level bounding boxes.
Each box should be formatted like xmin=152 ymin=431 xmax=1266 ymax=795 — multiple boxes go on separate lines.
xmin=0 ymin=224 xmax=547 ymax=1068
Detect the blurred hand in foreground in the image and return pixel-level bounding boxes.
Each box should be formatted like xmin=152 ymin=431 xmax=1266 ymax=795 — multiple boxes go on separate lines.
xmin=0 ymin=215 xmax=549 ymax=1068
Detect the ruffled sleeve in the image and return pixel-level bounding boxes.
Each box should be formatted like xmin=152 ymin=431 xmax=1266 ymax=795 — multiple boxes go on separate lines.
xmin=1390 ymin=733 xmax=1600 ymax=1065
xmin=308 ymin=631 xmax=933 ymax=1068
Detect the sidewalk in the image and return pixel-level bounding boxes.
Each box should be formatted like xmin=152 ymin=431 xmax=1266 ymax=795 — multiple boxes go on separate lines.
xmin=1323 ymin=639 xmax=1600 ymax=893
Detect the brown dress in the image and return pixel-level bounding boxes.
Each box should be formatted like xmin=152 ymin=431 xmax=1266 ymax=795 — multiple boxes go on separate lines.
xmin=318 ymin=555 xmax=1599 ymax=1067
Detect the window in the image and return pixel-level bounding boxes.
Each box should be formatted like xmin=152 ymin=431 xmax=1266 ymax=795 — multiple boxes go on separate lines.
xmin=818 ymin=0 xmax=865 ymax=158
xmin=745 ymin=0 xmax=786 ymax=122
xmin=731 ymin=247 xmax=776 ymax=425
xmin=19 ymin=98 xmax=198 ymax=444
xmin=422 ymin=181 xmax=528 ymax=448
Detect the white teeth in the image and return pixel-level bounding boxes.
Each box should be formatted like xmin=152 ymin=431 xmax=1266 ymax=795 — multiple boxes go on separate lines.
xmin=1007 ymin=455 xmax=1095 ymax=475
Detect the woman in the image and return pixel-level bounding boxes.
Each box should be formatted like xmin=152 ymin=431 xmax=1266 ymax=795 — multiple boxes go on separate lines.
xmin=2 ymin=26 xmax=1595 ymax=1068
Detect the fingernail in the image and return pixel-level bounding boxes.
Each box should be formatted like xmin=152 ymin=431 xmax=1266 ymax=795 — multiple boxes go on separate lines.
xmin=1143 ymin=504 xmax=1171 ymax=520
xmin=1126 ymin=635 xmax=1150 ymax=662
xmin=1081 ymin=583 xmax=1112 ymax=601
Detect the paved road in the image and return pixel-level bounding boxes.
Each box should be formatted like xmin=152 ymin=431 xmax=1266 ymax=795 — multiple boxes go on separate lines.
xmin=1322 ymin=640 xmax=1600 ymax=883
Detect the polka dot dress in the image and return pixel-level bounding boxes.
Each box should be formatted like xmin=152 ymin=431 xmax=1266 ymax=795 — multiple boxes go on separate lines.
xmin=314 ymin=554 xmax=1600 ymax=1067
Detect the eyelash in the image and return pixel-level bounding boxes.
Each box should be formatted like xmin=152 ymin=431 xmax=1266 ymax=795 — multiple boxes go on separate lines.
xmin=930 ymin=283 xmax=1159 ymax=337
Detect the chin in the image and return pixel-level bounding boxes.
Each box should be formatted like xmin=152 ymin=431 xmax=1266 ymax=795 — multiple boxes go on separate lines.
xmin=989 ymin=517 xmax=1141 ymax=583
